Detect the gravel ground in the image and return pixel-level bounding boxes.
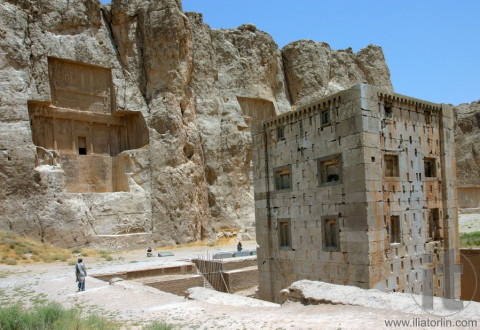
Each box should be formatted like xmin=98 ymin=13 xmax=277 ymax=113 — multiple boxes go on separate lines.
xmin=0 ymin=240 xmax=478 ymax=329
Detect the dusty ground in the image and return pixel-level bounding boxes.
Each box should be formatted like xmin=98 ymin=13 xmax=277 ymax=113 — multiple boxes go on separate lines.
xmin=0 ymin=240 xmax=478 ymax=329
xmin=459 ymin=213 xmax=480 ymax=233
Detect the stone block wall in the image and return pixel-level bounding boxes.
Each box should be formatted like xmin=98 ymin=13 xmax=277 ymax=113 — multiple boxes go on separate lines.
xmin=253 ymin=85 xmax=370 ymax=302
xmin=220 ymin=257 xmax=258 ymax=271
xmin=93 ymin=263 xmax=197 ymax=282
xmin=364 ymin=86 xmax=458 ymax=298
xmin=223 ymin=266 xmax=258 ymax=293
xmin=253 ymin=84 xmax=459 ymax=303
xmin=145 ymin=275 xmax=204 ymax=296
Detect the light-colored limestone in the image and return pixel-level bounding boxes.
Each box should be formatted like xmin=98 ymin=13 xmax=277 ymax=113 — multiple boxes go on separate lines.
xmin=0 ymin=0 xmax=393 ymax=249
xmin=282 ymin=41 xmax=393 ymax=108
xmin=187 ymin=287 xmax=279 ymax=308
xmin=282 ymin=279 xmax=480 ymax=318
xmin=253 ymin=84 xmax=459 ymax=303
xmin=455 ymin=100 xmax=480 ymax=209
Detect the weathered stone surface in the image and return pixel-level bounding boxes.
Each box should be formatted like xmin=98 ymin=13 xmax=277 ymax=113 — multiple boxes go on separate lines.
xmin=0 ymin=0 xmax=393 ymax=250
xmin=455 ymin=101 xmax=480 ymax=187
xmin=281 ymin=279 xmax=471 ymax=315
xmin=187 ymin=14 xmax=292 ymax=233
xmin=282 ymin=41 xmax=393 ymax=107
xmin=252 ymin=85 xmax=458 ymax=303
xmin=455 ymin=101 xmax=480 ymax=209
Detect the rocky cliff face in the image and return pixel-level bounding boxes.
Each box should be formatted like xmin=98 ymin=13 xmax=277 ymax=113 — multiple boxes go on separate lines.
xmin=282 ymin=40 xmax=393 ymax=107
xmin=455 ymin=101 xmax=480 ymax=187
xmin=0 ymin=0 xmax=393 ymax=249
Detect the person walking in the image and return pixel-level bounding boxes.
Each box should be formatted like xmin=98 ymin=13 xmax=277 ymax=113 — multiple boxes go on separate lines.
xmin=75 ymin=258 xmax=87 ymax=292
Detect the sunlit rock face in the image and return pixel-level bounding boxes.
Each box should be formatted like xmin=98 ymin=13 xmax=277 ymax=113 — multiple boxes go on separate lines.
xmin=455 ymin=101 xmax=480 ymax=209
xmin=0 ymin=0 xmax=393 ymax=250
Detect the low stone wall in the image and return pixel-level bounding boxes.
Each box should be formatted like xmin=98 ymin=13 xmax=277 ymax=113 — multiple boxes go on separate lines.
xmin=145 ymin=275 xmax=204 ymax=296
xmin=192 ymin=257 xmax=259 ymax=293
xmin=93 ymin=264 xmax=197 ymax=282
xmin=222 ymin=257 xmax=258 ymax=271
xmin=93 ymin=257 xmax=259 ymax=296
xmin=460 ymin=248 xmax=480 ymax=302
xmin=223 ymin=266 xmax=258 ymax=293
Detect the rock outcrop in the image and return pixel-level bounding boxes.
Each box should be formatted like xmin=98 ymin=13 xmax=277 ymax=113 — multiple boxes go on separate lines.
xmin=455 ymin=101 xmax=480 ymax=210
xmin=0 ymin=0 xmax=393 ymax=249
xmin=455 ymin=100 xmax=480 ymax=187
xmin=282 ymin=40 xmax=393 ymax=107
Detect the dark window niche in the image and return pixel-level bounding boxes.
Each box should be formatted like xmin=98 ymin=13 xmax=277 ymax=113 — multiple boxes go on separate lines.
xmin=274 ymin=166 xmax=291 ymax=191
xmin=428 ymin=208 xmax=441 ymax=242
xmin=388 ymin=215 xmax=401 ymax=244
xmin=277 ymin=126 xmax=285 ymax=140
xmin=424 ymin=158 xmax=436 ymax=178
xmin=321 ymin=109 xmax=330 ymax=125
xmin=279 ymin=219 xmax=291 ymax=249
xmin=384 ymin=104 xmax=393 ymax=118
xmin=384 ymin=154 xmax=399 ymax=177
xmin=318 ymin=154 xmax=342 ymax=186
xmin=322 ymin=216 xmax=340 ymax=251
xmin=78 ymin=137 xmax=87 ymax=155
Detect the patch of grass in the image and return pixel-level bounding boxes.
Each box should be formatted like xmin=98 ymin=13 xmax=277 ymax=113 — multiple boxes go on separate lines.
xmin=0 ymin=271 xmax=11 ymax=279
xmin=49 ymin=251 xmax=70 ymax=262
xmin=71 ymin=247 xmax=82 ymax=254
xmin=94 ymin=250 xmax=114 ymax=262
xmin=99 ymin=250 xmax=112 ymax=260
xmin=0 ymin=231 xmax=118 ymax=265
xmin=31 ymin=293 xmax=48 ymax=305
xmin=0 ymin=302 xmax=120 ymax=330
xmin=0 ymin=230 xmax=72 ymax=265
xmin=460 ymin=231 xmax=480 ymax=248
xmin=80 ymin=249 xmax=98 ymax=257
xmin=143 ymin=321 xmax=176 ymax=330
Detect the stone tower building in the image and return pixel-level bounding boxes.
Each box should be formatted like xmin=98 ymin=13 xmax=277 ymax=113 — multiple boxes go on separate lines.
xmin=252 ymin=84 xmax=459 ymax=303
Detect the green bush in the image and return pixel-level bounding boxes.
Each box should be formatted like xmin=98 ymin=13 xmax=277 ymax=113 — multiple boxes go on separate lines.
xmin=99 ymin=250 xmax=111 ymax=259
xmin=0 ymin=303 xmax=65 ymax=329
xmin=47 ymin=252 xmax=69 ymax=262
xmin=0 ymin=304 xmax=26 ymax=329
xmin=36 ymin=302 xmax=64 ymax=325
xmin=0 ymin=302 xmax=119 ymax=330
xmin=460 ymin=231 xmax=480 ymax=248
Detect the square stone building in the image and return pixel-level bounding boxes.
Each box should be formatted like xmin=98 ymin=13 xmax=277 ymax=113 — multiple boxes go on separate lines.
xmin=252 ymin=84 xmax=459 ymax=303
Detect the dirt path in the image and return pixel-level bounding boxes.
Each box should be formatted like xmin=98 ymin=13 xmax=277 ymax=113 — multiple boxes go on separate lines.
xmin=0 ymin=240 xmax=478 ymax=329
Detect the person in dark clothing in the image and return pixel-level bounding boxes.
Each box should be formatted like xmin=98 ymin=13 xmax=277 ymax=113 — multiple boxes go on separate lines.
xmin=237 ymin=242 xmax=242 ymax=252
xmin=75 ymin=258 xmax=87 ymax=292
